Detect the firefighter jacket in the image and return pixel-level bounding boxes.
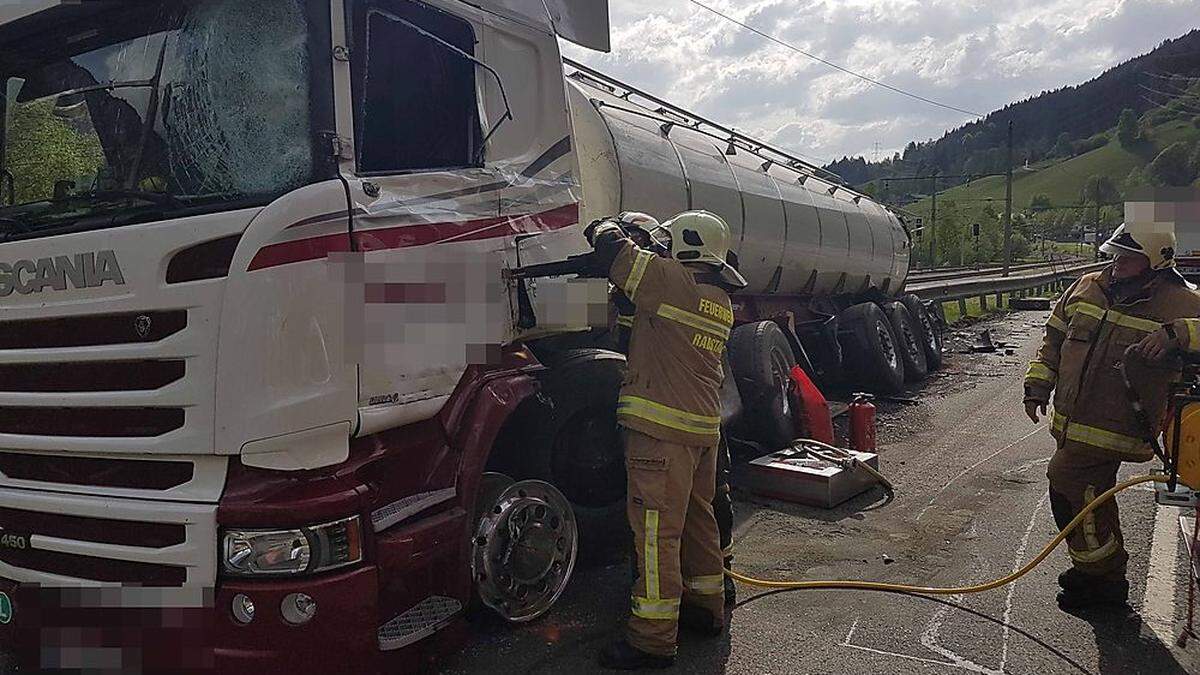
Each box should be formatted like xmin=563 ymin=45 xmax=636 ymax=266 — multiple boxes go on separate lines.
xmin=611 ymin=287 xmax=636 ymax=353
xmin=1025 ymin=267 xmax=1200 ymax=461
xmin=601 ymin=239 xmax=733 ymax=447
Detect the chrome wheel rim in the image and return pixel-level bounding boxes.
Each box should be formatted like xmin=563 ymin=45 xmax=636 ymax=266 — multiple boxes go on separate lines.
xmin=471 ymin=480 xmax=578 ymax=623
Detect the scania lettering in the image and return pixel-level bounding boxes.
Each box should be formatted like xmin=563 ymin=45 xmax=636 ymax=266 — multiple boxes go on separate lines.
xmin=0 ymin=1 xmax=934 ymax=673
xmin=0 ymin=250 xmax=125 ymax=296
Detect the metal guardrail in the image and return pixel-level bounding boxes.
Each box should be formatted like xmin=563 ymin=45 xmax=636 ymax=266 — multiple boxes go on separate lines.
xmin=906 ymin=261 xmax=1108 ymax=304
xmin=907 ymin=258 xmax=1085 ymax=283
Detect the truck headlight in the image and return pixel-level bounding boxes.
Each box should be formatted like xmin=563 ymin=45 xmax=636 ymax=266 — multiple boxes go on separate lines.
xmin=222 ymin=516 xmax=363 ymax=577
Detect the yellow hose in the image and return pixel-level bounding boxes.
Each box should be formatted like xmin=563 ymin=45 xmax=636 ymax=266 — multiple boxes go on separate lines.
xmin=726 ymin=473 xmax=1165 ymax=594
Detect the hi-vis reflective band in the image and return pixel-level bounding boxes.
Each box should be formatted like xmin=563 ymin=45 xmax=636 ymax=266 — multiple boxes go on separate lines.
xmin=684 ymin=575 xmax=725 ymax=595
xmin=1068 ymin=301 xmax=1161 ymax=334
xmin=645 ymin=509 xmax=660 ymax=600
xmin=616 ymin=314 xmax=635 ymax=328
xmin=1082 ymin=485 xmax=1101 ymax=551
xmin=624 ymin=250 xmax=654 ymax=302
xmin=633 ymin=509 xmax=680 ymax=620
xmin=1052 ymin=412 xmax=1146 ymax=454
xmin=1187 ymin=319 xmax=1200 ymax=352
xmin=631 ymin=596 xmax=680 ymax=620
xmin=1069 ymin=538 xmax=1120 ymax=564
xmin=657 ymin=304 xmax=732 ymax=339
xmin=617 ymin=396 xmax=721 ymax=435
xmin=1026 ymin=361 xmax=1057 ymax=384
xmin=1047 ymin=312 xmax=1068 ymax=333
xmin=1069 ymin=485 xmax=1120 ymax=566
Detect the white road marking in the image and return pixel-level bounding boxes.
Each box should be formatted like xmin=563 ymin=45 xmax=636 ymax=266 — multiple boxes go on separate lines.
xmin=916 ymin=427 xmax=1045 ymax=522
xmin=840 ymin=618 xmax=997 ymax=673
xmin=1000 ymin=493 xmax=1049 ymax=672
xmin=920 ymin=599 xmax=1004 ymax=675
xmin=1142 ymin=502 xmax=1182 ymax=645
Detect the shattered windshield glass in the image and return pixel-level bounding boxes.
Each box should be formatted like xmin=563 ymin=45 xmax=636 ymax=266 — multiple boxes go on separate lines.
xmin=0 ymin=0 xmax=318 ymax=240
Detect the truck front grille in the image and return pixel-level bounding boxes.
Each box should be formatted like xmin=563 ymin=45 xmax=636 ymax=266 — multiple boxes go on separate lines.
xmin=0 ymin=407 xmax=185 ymax=437
xmin=0 ymin=486 xmax=217 ymax=588
xmin=0 ymin=360 xmax=186 ymax=392
xmin=0 ymin=452 xmax=194 ymax=490
xmin=0 ymin=507 xmax=185 ymax=548
xmin=0 ymin=547 xmax=187 ymax=586
xmin=0 ymin=310 xmax=187 ymax=349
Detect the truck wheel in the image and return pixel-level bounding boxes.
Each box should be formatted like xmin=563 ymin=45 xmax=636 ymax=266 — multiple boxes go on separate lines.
xmin=883 ymin=302 xmax=928 ymax=382
xmin=502 ymin=349 xmax=628 ymax=562
xmin=837 ymin=302 xmax=906 ymax=394
xmin=899 ymin=294 xmax=943 ymax=371
xmin=471 ymin=478 xmax=578 ymax=623
xmin=727 ymin=321 xmax=798 ymax=451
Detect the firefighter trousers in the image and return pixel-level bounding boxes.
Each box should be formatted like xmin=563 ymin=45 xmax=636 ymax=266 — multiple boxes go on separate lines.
xmin=624 ymin=429 xmax=726 ymax=657
xmin=1047 ymin=445 xmax=1128 ymax=578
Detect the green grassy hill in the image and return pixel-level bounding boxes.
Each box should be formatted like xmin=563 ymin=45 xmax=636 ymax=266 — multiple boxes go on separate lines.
xmin=913 ymin=119 xmax=1199 ymax=213
xmin=903 ymin=117 xmax=1200 ymax=266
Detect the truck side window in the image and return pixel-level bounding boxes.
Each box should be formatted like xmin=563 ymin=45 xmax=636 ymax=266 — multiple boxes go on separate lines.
xmin=350 ymin=0 xmax=482 ymax=174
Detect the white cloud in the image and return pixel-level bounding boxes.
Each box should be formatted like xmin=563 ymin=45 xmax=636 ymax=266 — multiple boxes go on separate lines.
xmin=565 ymin=0 xmax=1200 ymax=163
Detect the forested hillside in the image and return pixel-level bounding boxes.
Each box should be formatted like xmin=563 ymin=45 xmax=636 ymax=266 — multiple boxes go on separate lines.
xmin=824 ymin=29 xmax=1200 ymax=197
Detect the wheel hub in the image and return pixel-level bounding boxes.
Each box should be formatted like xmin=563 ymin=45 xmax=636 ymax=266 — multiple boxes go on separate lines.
xmin=472 ymin=480 xmax=578 ymax=623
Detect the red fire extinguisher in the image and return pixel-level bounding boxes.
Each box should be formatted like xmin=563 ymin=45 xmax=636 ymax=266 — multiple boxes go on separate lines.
xmin=849 ymin=393 xmax=877 ymax=454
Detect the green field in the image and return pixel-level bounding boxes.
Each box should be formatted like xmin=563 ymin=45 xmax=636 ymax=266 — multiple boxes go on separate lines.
xmin=910 ymin=119 xmax=1200 ymax=220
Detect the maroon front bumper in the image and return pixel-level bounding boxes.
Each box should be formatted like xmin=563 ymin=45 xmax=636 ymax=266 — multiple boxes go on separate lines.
xmin=0 ymin=566 xmax=386 ymax=674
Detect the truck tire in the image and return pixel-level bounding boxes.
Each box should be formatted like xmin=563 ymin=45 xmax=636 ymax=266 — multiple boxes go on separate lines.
xmin=727 ymin=321 xmax=798 ymax=451
xmin=500 ymin=349 xmax=628 ymax=562
xmin=900 ymin=293 xmax=943 ymax=371
xmin=837 ymin=302 xmax=906 ymax=394
xmin=883 ymin=302 xmax=928 ymax=382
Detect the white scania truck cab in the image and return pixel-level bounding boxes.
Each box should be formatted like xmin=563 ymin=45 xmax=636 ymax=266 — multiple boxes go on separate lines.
xmin=0 ymin=2 xmax=931 ymax=672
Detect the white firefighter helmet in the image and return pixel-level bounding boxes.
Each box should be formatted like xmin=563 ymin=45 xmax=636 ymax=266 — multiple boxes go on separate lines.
xmin=660 ymin=210 xmax=748 ymax=288
xmin=1100 ymin=223 xmax=1177 ymax=270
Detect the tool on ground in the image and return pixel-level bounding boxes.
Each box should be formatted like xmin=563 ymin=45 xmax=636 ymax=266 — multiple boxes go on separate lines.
xmin=734 ymin=440 xmax=884 ymax=509
xmin=788 ymin=365 xmax=834 ymax=446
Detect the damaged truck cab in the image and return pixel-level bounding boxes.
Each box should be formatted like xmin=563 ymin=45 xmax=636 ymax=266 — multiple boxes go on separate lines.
xmin=0 ymin=0 xmax=604 ymax=672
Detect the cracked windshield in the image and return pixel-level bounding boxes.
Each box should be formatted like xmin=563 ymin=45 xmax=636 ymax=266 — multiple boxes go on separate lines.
xmin=0 ymin=0 xmax=315 ymax=240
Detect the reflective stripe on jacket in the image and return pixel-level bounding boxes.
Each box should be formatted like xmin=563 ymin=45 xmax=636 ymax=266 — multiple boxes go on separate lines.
xmin=1025 ymin=267 xmax=1200 ymax=461
xmin=608 ymin=242 xmax=732 ymax=446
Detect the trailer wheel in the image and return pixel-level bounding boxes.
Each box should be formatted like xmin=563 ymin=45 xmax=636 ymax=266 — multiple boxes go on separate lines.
xmin=900 ymin=294 xmax=943 ymax=371
xmin=727 ymin=321 xmax=798 ymax=451
xmin=883 ymin=302 xmax=928 ymax=382
xmin=838 ymin=302 xmax=906 ymax=394
xmin=500 ymin=349 xmax=628 ymax=562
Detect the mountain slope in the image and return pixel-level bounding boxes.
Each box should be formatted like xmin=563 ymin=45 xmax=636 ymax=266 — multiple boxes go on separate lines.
xmin=825 ymin=29 xmax=1200 ymax=189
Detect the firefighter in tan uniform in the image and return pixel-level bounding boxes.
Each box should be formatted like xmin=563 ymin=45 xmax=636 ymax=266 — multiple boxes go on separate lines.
xmin=1025 ymin=223 xmax=1200 ymax=611
xmin=586 ymin=211 xmax=747 ymax=670
xmin=606 ymin=211 xmax=740 ymax=607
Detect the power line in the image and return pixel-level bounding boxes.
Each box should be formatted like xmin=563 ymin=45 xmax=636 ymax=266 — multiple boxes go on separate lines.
xmin=687 ymin=0 xmax=986 ymax=118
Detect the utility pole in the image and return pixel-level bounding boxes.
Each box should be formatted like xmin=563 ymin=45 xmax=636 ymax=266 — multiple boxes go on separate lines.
xmin=929 ymin=173 xmax=938 ymax=269
xmin=1002 ymin=119 xmax=1014 ymax=276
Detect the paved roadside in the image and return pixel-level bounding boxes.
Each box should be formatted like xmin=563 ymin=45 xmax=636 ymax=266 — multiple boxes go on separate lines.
xmin=442 ymin=310 xmax=1199 ymax=674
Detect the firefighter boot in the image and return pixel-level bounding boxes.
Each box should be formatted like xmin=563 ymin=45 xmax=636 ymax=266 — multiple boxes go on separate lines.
xmin=1057 ymin=567 xmax=1090 ymax=592
xmin=678 ymin=604 xmax=724 ymax=639
xmin=598 ymin=640 xmax=674 ymax=670
xmin=1056 ymin=578 xmax=1130 ymax=612
xmin=723 ymin=556 xmax=736 ymax=605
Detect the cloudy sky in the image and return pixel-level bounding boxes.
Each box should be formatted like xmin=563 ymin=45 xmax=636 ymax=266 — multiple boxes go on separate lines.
xmin=564 ymin=0 xmax=1200 ymax=165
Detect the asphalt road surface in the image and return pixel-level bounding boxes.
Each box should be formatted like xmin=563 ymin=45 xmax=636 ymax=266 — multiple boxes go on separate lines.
xmin=442 ymin=309 xmax=1200 ymax=674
